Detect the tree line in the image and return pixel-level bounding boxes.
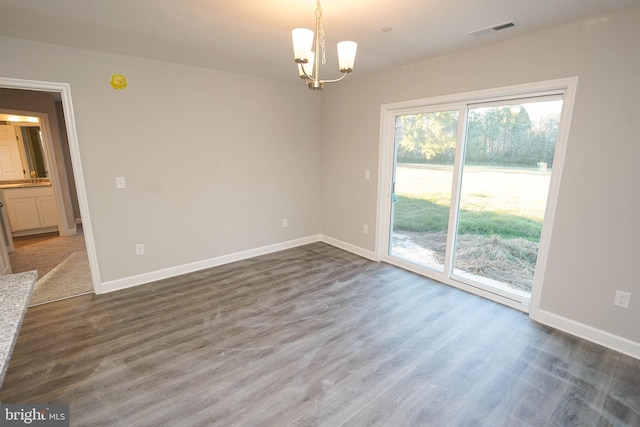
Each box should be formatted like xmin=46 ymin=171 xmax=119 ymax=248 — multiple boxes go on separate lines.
xmin=396 ymin=105 xmax=560 ymax=168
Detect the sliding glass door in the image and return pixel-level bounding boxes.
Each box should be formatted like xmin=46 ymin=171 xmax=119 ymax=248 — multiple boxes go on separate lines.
xmin=452 ymin=98 xmax=563 ymax=299
xmin=386 ymin=91 xmax=566 ymax=304
xmin=390 ymin=109 xmax=458 ymax=272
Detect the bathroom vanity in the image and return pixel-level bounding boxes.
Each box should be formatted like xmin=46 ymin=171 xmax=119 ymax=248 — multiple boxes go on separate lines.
xmin=0 ymin=181 xmax=58 ymax=236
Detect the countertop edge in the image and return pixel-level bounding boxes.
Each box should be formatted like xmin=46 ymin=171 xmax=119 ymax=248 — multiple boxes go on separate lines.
xmin=0 ymin=271 xmax=38 ymax=387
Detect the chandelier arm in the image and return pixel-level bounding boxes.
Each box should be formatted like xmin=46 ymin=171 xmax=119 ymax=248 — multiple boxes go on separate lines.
xmin=318 ymin=71 xmax=350 ymax=85
xmin=299 ymin=62 xmax=313 ymax=81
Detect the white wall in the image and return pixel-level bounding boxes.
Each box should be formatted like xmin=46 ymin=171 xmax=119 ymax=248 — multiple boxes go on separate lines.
xmin=321 ymin=9 xmax=640 ymax=353
xmin=0 ymin=36 xmax=323 ymax=284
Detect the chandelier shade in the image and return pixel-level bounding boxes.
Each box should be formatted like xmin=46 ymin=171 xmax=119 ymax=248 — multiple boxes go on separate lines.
xmin=291 ymin=0 xmax=357 ymax=90
xmin=337 ymin=41 xmax=357 ymax=72
xmin=292 ymin=28 xmax=314 ymax=62
xmin=298 ymin=51 xmax=315 ymax=78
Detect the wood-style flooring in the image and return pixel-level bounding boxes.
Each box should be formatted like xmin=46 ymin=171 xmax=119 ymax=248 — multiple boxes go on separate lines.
xmin=0 ymin=242 xmax=638 ymax=426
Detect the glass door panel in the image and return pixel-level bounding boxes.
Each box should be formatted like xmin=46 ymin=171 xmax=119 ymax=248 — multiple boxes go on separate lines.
xmin=452 ymin=99 xmax=563 ymax=299
xmin=390 ymin=110 xmax=458 ymax=272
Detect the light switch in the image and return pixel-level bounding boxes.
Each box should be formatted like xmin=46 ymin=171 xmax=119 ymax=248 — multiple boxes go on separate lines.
xmin=115 ymin=176 xmax=126 ymax=189
xmin=365 ymin=170 xmax=371 ymax=180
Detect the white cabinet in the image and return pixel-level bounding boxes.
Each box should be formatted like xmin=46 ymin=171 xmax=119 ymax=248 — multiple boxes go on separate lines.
xmin=2 ymin=186 xmax=58 ymax=235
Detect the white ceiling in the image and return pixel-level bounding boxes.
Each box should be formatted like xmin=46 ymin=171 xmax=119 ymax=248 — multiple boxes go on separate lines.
xmin=1 ymin=0 xmax=639 ymax=84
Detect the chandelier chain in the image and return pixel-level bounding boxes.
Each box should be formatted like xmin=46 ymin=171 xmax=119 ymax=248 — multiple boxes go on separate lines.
xmin=316 ymin=0 xmax=326 ymax=65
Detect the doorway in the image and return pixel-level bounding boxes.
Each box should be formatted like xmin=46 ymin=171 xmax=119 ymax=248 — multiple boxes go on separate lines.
xmin=378 ymin=79 xmax=577 ymax=311
xmin=0 ymin=77 xmax=100 ymax=298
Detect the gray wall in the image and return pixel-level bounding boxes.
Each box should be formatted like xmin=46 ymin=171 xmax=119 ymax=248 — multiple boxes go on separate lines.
xmin=0 ymin=36 xmax=323 ymax=283
xmin=321 ymin=9 xmax=640 ymax=346
xmin=55 ymin=100 xmax=81 ymax=221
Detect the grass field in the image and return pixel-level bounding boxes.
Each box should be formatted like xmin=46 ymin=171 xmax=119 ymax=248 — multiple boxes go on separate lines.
xmin=393 ymin=163 xmax=551 ymax=241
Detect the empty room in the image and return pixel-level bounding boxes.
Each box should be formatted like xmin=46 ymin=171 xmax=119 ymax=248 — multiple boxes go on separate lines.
xmin=0 ymin=0 xmax=639 ymax=425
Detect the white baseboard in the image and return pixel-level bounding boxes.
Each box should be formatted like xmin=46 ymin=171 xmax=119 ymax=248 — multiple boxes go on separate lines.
xmin=533 ymin=309 xmax=640 ymax=360
xmin=97 ymin=234 xmax=376 ymax=295
xmin=320 ymin=235 xmax=377 ymax=261
xmin=59 ymin=224 xmax=78 ymax=237
xmin=97 ymin=235 xmax=321 ymax=294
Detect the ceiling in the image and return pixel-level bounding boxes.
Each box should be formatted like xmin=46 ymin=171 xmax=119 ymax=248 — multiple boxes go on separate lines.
xmin=1 ymin=0 xmax=639 ymax=84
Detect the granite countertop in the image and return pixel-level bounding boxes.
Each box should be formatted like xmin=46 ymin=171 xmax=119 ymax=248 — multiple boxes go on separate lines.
xmin=0 ymin=271 xmax=38 ymax=387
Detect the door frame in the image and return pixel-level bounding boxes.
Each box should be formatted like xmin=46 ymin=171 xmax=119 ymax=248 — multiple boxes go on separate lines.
xmin=0 ymin=76 xmax=101 ymax=292
xmin=376 ymin=77 xmax=578 ymax=314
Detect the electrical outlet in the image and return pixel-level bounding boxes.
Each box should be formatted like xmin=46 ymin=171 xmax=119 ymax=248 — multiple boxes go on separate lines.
xmin=362 ymin=224 xmax=369 ymax=234
xmin=282 ymin=218 xmax=288 ymax=228
xmin=135 ymin=243 xmax=145 ymax=255
xmin=613 ymin=290 xmax=631 ymax=309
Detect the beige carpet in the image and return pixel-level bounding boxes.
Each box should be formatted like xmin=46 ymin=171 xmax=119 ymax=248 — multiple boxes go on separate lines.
xmin=29 ymin=250 xmax=93 ymax=306
xmin=8 ymin=229 xmax=94 ymax=306
xmin=10 ymin=231 xmax=87 ymax=277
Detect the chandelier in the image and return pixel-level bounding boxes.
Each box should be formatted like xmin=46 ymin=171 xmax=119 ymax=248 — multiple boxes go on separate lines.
xmin=292 ymin=0 xmax=357 ymax=91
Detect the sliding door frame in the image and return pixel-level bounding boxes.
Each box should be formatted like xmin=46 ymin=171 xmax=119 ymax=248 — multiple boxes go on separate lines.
xmin=376 ymin=78 xmax=578 ymax=314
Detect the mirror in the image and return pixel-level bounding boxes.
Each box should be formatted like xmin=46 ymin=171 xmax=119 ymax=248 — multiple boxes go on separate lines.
xmin=0 ymin=114 xmax=49 ymax=181
xmin=20 ymin=127 xmax=48 ymax=178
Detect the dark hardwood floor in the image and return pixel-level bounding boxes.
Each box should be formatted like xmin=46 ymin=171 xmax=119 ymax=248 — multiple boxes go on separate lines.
xmin=1 ymin=242 xmax=638 ymax=426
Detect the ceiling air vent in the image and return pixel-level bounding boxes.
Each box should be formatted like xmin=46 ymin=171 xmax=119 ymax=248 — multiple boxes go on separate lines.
xmin=468 ymin=20 xmax=519 ymax=38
